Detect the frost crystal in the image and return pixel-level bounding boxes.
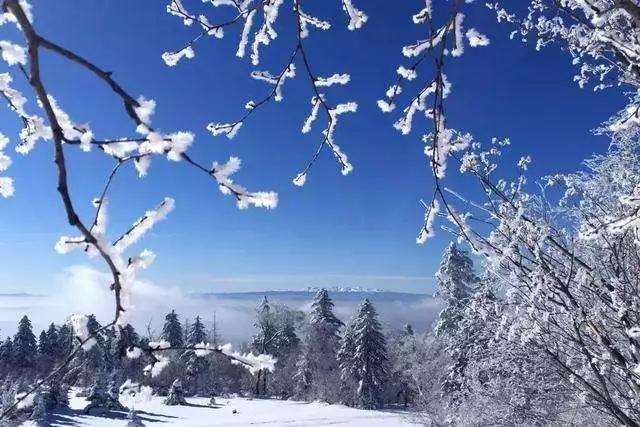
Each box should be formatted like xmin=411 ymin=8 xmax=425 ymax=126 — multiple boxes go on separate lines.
xmin=0 ymin=40 xmax=26 ymax=65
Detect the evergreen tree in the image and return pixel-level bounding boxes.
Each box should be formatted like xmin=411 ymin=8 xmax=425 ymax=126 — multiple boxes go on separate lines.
xmin=82 ymin=315 xmax=108 ymax=374
xmin=30 ymin=392 xmax=46 ymax=423
xmin=14 ymin=315 xmax=37 ymax=368
xmin=86 ymin=315 xmax=102 ymax=336
xmin=276 ymin=312 xmax=299 ymax=358
xmin=402 ymin=324 xmax=414 ymax=336
xmin=434 ymin=243 xmax=479 ymax=398
xmin=38 ymin=328 xmax=55 ymax=372
xmin=44 ymin=324 xmax=60 ymax=358
xmin=57 ymin=324 xmax=74 ymax=359
xmin=387 ymin=325 xmax=418 ymax=407
xmin=42 ymin=379 xmax=69 ymax=411
xmin=37 ymin=330 xmax=48 ymax=356
xmin=112 ymin=324 xmax=140 ymax=361
xmin=268 ymin=304 xmax=301 ymax=398
xmin=345 ymin=299 xmax=388 ymax=409
xmin=84 ymin=372 xmax=125 ymax=413
xmin=183 ymin=316 xmax=210 ymax=395
xmin=161 ymin=310 xmax=184 ymax=348
xmin=297 ymin=289 xmax=343 ymax=401
xmin=435 ymin=243 xmax=477 ymax=336
xmin=337 ymin=317 xmax=357 ymax=405
xmin=187 ymin=316 xmax=207 ymax=346
xmin=250 ymin=297 xmax=278 ymax=355
xmin=250 ymin=297 xmax=279 ymax=396
xmin=0 ymin=337 xmax=13 ymax=370
xmin=164 ymin=378 xmax=187 ymax=405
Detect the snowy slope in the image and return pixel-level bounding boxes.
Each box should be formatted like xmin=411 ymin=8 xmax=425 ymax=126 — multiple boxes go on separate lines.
xmin=45 ymin=394 xmax=420 ymax=426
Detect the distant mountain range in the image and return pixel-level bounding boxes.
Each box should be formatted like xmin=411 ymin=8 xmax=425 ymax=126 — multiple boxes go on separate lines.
xmin=303 ymin=286 xmax=384 ymax=293
xmin=197 ymin=288 xmax=430 ymax=303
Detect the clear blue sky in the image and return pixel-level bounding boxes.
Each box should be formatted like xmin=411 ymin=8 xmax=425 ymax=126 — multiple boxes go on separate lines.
xmin=0 ymin=0 xmax=624 ymax=294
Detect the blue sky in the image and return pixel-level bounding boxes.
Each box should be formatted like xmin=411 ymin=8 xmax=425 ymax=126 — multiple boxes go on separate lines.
xmin=0 ymin=0 xmax=624 ymax=295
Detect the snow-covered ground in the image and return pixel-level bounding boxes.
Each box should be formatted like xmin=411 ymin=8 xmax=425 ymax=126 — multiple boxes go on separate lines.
xmin=46 ymin=393 xmax=421 ymax=426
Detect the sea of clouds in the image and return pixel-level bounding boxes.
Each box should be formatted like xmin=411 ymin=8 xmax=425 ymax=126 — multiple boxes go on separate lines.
xmin=0 ymin=265 xmax=440 ymax=343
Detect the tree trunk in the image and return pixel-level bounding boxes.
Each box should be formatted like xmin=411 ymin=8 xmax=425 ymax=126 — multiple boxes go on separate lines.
xmin=263 ymin=369 xmax=268 ymax=396
xmin=255 ymin=370 xmax=261 ymax=396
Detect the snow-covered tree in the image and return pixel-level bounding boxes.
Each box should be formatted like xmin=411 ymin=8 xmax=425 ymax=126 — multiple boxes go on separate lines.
xmin=250 ymin=297 xmax=278 ymax=396
xmin=83 ymin=372 xmax=125 ymax=413
xmin=164 ymin=378 xmax=187 ymax=406
xmin=38 ymin=324 xmax=60 ymax=370
xmin=126 ymin=408 xmax=145 ymax=427
xmin=337 ymin=316 xmax=357 ymax=405
xmin=296 ymin=289 xmax=343 ymax=402
xmin=187 ymin=316 xmax=207 ymax=346
xmin=161 ymin=310 xmax=184 ymax=348
xmin=434 ymin=244 xmax=479 ymax=399
xmin=340 ymin=299 xmax=388 ymax=409
xmin=29 ymin=392 xmax=46 ymax=423
xmin=386 ymin=325 xmax=417 ymax=407
xmin=251 ymin=297 xmax=278 ymax=355
xmin=41 ymin=380 xmax=68 ymax=412
xmin=56 ymin=324 xmax=74 ymax=360
xmin=435 ymin=244 xmax=477 ymax=334
xmin=0 ymin=338 xmax=13 ymax=372
xmin=13 ymin=315 xmax=37 ymax=369
xmin=268 ymin=304 xmax=302 ymax=398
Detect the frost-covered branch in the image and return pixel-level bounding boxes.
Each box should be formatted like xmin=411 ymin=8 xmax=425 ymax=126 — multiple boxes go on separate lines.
xmin=166 ymin=0 xmax=366 ymax=185
xmin=0 ymin=0 xmax=278 ymax=418
xmin=133 ymin=340 xmax=276 ymax=378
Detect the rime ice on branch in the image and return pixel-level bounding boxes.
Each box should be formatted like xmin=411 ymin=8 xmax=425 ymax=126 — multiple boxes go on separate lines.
xmin=165 ymin=0 xmax=366 ymax=186
xmin=0 ymin=0 xmax=279 ymax=416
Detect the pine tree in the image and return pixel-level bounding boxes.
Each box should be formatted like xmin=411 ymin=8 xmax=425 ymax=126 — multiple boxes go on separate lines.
xmin=403 ymin=324 xmax=414 ymax=337
xmin=84 ymin=372 xmax=125 ymax=413
xmin=337 ymin=317 xmax=357 ymax=405
xmin=44 ymin=324 xmax=60 ymax=358
xmin=38 ymin=328 xmax=55 ymax=372
xmin=164 ymin=378 xmax=187 ymax=405
xmin=187 ymin=316 xmax=207 ymax=346
xmin=57 ymin=323 xmax=74 ymax=359
xmin=435 ymin=243 xmax=477 ymax=336
xmin=30 ymin=392 xmax=46 ymax=422
xmin=43 ymin=379 xmax=69 ymax=411
xmin=388 ymin=324 xmax=418 ymax=407
xmin=435 ymin=243 xmax=479 ymax=398
xmin=112 ymin=324 xmax=140 ymax=361
xmin=161 ymin=310 xmax=184 ymax=348
xmin=250 ymin=297 xmax=279 ymax=396
xmin=86 ymin=314 xmax=102 ymax=335
xmin=0 ymin=337 xmax=13 ymax=370
xmin=81 ymin=315 xmax=108 ymax=373
xmin=297 ymin=289 xmax=343 ymax=401
xmin=14 ymin=315 xmax=37 ymax=368
xmin=276 ymin=313 xmax=299 ymax=359
xmin=38 ymin=330 xmax=48 ymax=356
xmin=250 ymin=297 xmax=278 ymax=355
xmin=182 ymin=316 xmax=210 ymax=395
xmin=348 ymin=299 xmax=388 ymax=409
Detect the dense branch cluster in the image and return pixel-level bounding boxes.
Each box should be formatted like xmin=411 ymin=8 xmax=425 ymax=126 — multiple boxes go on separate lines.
xmin=0 ymin=0 xmax=280 ymax=415
xmin=164 ymin=0 xmax=366 ymax=185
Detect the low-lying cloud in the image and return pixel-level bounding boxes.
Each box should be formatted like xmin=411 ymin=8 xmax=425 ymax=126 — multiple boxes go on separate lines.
xmin=0 ymin=265 xmax=440 ymax=343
